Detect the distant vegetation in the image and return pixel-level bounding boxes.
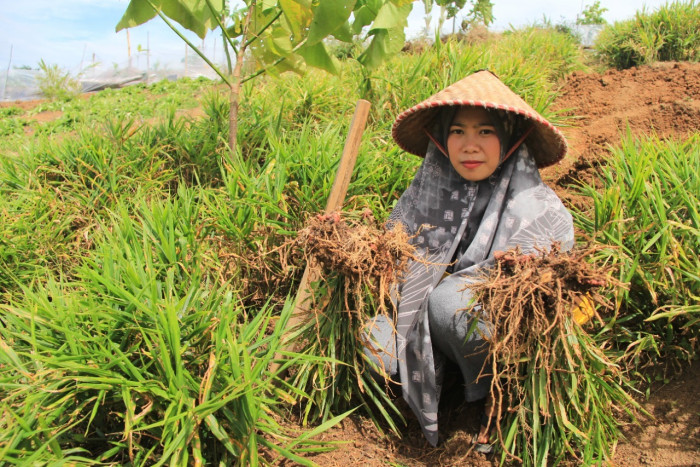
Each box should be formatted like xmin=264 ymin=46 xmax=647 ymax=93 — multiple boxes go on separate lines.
xmin=36 ymin=59 xmax=82 ymax=101
xmin=595 ymin=0 xmax=700 ymax=68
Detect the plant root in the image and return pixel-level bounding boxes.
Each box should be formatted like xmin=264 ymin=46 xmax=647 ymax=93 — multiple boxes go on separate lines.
xmin=295 ymin=210 xmax=416 ymax=316
xmin=287 ymin=211 xmax=417 ymax=425
xmin=469 ymin=243 xmax=638 ymax=464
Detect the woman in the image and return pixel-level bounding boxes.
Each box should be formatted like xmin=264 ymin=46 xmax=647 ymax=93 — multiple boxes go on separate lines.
xmin=366 ymin=70 xmax=574 ymax=452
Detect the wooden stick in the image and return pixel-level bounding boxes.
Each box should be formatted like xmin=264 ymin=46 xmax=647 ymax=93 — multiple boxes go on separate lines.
xmin=322 ymin=99 xmax=372 ymax=213
xmin=276 ymin=99 xmax=371 ymax=364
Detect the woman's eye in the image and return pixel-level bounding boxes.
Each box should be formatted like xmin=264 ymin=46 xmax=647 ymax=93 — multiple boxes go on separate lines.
xmin=449 ymin=128 xmax=463 ymax=135
xmin=480 ymin=128 xmax=495 ymax=135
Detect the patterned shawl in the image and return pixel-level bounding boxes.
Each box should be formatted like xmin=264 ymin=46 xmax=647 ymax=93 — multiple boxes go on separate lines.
xmin=387 ymin=122 xmax=574 ymax=445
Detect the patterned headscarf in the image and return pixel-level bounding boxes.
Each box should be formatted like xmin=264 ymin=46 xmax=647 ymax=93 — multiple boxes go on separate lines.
xmin=388 ymin=107 xmax=574 ymax=445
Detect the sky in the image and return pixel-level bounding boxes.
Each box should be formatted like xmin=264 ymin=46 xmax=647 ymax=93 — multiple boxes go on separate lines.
xmin=0 ymin=0 xmax=675 ymax=72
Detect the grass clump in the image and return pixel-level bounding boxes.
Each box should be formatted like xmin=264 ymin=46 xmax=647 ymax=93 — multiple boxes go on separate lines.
xmin=36 ymin=60 xmax=82 ymax=101
xmin=595 ymin=0 xmax=700 ymax=69
xmin=0 ymin=185 xmax=81 ymax=295
xmin=0 ymin=77 xmax=213 ymax=154
xmin=495 ymin=25 xmax=590 ymax=82
xmin=0 ymin=193 xmax=337 ymax=465
xmin=470 ymin=245 xmax=641 ymax=465
xmin=574 ymin=133 xmax=700 ymax=378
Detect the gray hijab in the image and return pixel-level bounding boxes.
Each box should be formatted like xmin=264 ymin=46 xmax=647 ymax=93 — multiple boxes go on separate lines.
xmin=387 ymin=107 xmax=574 ymax=446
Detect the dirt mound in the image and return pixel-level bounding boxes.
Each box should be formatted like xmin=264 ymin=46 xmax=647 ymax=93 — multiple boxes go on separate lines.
xmin=542 ymin=61 xmax=700 ymax=207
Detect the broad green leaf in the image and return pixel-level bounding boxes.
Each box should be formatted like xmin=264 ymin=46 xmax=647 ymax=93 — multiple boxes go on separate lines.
xmin=307 ymin=0 xmax=357 ymax=46
xmin=352 ymin=0 xmax=383 ymax=34
xmin=299 ymin=42 xmax=340 ymax=74
xmin=116 ymin=0 xmax=159 ymax=31
xmin=262 ymin=0 xmax=278 ymax=12
xmin=279 ymin=0 xmax=313 ymax=39
xmin=267 ymin=25 xmax=295 ymax=55
xmin=370 ymin=0 xmax=411 ymax=31
xmin=116 ymin=0 xmax=223 ymax=38
xmin=332 ymin=21 xmax=354 ymax=42
xmin=249 ymin=40 xmax=305 ymax=76
xmin=357 ymin=26 xmax=406 ymax=69
xmin=359 ymin=0 xmax=384 ymax=12
xmin=164 ymin=0 xmax=224 ymax=37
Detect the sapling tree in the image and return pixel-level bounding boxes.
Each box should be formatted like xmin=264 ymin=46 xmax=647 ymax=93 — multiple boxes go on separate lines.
xmin=460 ymin=0 xmax=493 ymax=31
xmin=117 ymin=0 xmax=414 ymax=159
xmin=576 ymin=1 xmax=608 ymax=25
xmin=426 ymin=0 xmax=493 ymax=36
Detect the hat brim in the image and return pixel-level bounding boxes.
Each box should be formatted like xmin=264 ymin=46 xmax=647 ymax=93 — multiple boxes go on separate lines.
xmin=391 ymin=72 xmax=568 ymax=168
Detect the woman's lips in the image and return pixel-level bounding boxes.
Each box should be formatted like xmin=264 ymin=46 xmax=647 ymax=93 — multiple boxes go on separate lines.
xmin=461 ymin=161 xmax=483 ymax=169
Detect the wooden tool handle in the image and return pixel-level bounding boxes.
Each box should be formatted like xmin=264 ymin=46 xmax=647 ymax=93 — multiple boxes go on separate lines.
xmin=324 ymin=99 xmax=371 ymax=212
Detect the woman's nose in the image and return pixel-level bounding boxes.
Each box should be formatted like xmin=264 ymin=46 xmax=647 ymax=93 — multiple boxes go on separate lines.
xmin=462 ymin=135 xmax=479 ymax=152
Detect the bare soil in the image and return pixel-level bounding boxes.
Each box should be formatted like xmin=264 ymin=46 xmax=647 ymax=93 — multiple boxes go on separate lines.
xmin=541 ymin=61 xmax=700 ymax=210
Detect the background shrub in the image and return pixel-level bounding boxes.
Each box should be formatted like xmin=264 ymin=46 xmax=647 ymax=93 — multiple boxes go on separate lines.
xmin=36 ymin=60 xmax=82 ymax=101
xmin=595 ymin=0 xmax=700 ymax=68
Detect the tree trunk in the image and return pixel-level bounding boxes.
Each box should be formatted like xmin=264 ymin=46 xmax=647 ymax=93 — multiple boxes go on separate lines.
xmin=227 ymin=3 xmax=254 ymax=159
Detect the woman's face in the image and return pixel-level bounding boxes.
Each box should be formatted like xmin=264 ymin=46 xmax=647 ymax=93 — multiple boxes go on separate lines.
xmin=446 ymin=106 xmax=501 ymax=182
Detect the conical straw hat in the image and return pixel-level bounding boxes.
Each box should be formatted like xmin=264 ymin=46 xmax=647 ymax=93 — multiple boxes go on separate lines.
xmin=391 ymin=70 xmax=567 ymax=168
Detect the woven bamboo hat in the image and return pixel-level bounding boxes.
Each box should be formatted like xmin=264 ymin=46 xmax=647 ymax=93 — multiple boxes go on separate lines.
xmin=391 ymin=70 xmax=567 ymax=168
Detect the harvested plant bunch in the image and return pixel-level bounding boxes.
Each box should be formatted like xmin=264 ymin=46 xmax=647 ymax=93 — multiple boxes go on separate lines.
xmin=296 ymin=210 xmax=415 ymax=312
xmin=290 ymin=211 xmax=415 ymax=429
xmin=470 ymin=244 xmax=640 ymax=465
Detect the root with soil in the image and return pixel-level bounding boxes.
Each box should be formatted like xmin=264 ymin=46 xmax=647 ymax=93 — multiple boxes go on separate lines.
xmin=295 ymin=210 xmax=416 ymax=316
xmin=469 ymin=244 xmax=641 ymax=465
xmin=289 ymin=211 xmax=416 ymax=428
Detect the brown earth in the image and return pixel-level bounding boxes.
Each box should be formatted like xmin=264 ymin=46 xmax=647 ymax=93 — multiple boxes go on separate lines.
xmin=541 ymin=61 xmax=700 ymax=210
xmin=304 ymin=62 xmax=700 ymax=466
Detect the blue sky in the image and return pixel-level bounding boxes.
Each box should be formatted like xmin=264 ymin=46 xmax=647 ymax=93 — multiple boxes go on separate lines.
xmin=0 ymin=0 xmax=673 ymax=72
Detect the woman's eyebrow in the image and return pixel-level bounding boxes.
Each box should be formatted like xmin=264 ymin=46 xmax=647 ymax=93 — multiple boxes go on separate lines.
xmin=450 ymin=121 xmax=495 ymax=127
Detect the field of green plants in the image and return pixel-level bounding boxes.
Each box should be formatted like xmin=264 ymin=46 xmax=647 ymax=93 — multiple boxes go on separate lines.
xmin=1 ymin=2 xmax=698 ymax=464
